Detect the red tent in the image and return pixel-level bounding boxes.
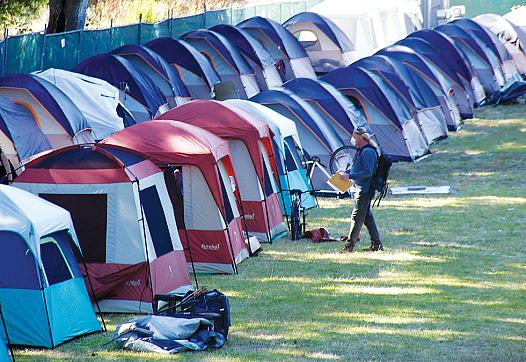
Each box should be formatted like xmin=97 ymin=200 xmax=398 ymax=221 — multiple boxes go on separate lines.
xmin=14 ymin=144 xmax=192 ymax=312
xmin=103 ymin=120 xmax=249 ymax=274
xmin=157 ymin=100 xmax=287 ymax=242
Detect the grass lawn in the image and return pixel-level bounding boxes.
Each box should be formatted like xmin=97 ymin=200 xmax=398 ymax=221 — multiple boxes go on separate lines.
xmin=14 ymin=104 xmax=526 ymax=361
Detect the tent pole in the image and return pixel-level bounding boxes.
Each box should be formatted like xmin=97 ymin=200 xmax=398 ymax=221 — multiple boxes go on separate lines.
xmin=182 ymin=226 xmax=199 ymax=289
xmin=0 ymin=304 xmax=14 ymax=361
xmin=215 ymin=163 xmax=238 ymax=274
xmin=262 ymin=190 xmax=273 ymax=244
xmin=40 ymin=288 xmax=54 ymax=349
xmin=79 ymin=253 xmax=107 ymax=331
xmin=234 ymin=187 xmax=253 ymax=257
xmin=134 ymin=178 xmax=155 ymax=313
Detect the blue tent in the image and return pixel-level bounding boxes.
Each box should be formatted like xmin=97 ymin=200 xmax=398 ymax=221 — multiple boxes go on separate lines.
xmin=353 ymin=56 xmax=448 ymax=143
xmin=283 ymin=12 xmax=357 ymax=73
xmin=322 ymin=66 xmax=428 ymax=162
xmin=409 ymin=30 xmax=473 ymax=80
xmin=145 ymin=37 xmax=221 ymax=100
xmin=395 ymin=37 xmax=473 ymax=120
xmin=450 ymin=18 xmax=522 ymax=86
xmin=238 ymin=16 xmax=316 ymax=80
xmin=0 ymin=185 xmax=101 ymax=348
xmin=0 ymin=305 xmax=12 ymax=361
xmin=74 ymin=54 xmax=167 ymax=118
xmin=250 ymin=89 xmax=346 ymax=193
xmin=451 ymin=18 xmax=509 ymax=65
xmin=377 ymin=45 xmax=466 ymax=129
xmin=111 ymin=44 xmax=190 ymax=107
xmin=0 ymin=95 xmax=51 ymax=179
xmin=435 ymin=23 xmax=501 ymax=97
xmin=210 ymin=24 xmax=283 ymax=90
xmin=0 ymin=74 xmax=93 ymax=147
xmin=181 ymin=30 xmax=260 ymax=99
xmin=282 ymin=78 xmax=365 ymax=137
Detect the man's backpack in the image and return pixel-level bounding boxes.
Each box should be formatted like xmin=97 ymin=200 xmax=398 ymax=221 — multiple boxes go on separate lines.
xmin=372 ymin=151 xmax=392 ymax=207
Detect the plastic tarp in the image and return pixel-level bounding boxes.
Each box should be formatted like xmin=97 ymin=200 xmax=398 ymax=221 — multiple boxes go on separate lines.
xmin=33 ymin=69 xmax=124 ymax=140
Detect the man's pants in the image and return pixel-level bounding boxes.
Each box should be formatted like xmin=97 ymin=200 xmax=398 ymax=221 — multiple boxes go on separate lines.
xmin=346 ymin=189 xmax=381 ymax=247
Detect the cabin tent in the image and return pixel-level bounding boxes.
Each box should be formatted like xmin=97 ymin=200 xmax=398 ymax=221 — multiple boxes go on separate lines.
xmin=145 ymin=37 xmax=221 ymax=100
xmin=473 ymin=14 xmax=526 ymax=75
xmin=157 ymin=101 xmax=287 ymax=242
xmin=111 ymin=44 xmax=191 ymax=108
xmin=322 ymin=66 xmax=428 ymax=162
xmin=309 ymin=0 xmax=422 ymax=59
xmin=504 ymin=6 xmax=526 ymax=33
xmin=14 ymin=145 xmax=192 ymax=313
xmin=103 ymin=120 xmax=249 ymax=274
xmin=394 ymin=38 xmax=473 ymax=121
xmin=377 ymin=45 xmax=466 ymax=129
xmin=224 ymin=99 xmax=317 ymax=215
xmin=210 ymin=24 xmax=283 ymax=91
xmin=181 ymin=30 xmax=260 ymax=99
xmin=74 ymin=54 xmax=168 ymax=120
xmin=33 ymin=69 xmax=125 ymax=140
xmin=435 ymin=23 xmax=502 ymax=96
xmin=0 ymin=95 xmax=51 ymax=180
xmin=283 ymin=12 xmax=359 ymax=73
xmin=238 ymin=16 xmax=317 ymax=81
xmin=407 ymin=29 xmax=487 ymax=105
xmin=250 ymin=89 xmax=346 ymax=193
xmin=353 ymin=56 xmax=448 ymax=143
xmin=0 ymin=74 xmax=94 ymax=149
xmin=0 ymin=184 xmax=101 ymax=347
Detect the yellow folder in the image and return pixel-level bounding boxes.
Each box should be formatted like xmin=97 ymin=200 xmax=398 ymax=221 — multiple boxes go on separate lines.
xmin=327 ymin=173 xmax=353 ymax=193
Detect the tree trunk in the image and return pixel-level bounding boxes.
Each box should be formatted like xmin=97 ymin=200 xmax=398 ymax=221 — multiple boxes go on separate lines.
xmin=48 ymin=0 xmax=89 ymax=34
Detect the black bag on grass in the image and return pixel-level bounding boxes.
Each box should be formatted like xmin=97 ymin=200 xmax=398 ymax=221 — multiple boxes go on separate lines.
xmin=157 ymin=289 xmax=231 ymax=339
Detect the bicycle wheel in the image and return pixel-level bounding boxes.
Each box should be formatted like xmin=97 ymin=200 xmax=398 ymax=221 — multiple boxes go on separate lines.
xmin=329 ymin=145 xmax=357 ymax=174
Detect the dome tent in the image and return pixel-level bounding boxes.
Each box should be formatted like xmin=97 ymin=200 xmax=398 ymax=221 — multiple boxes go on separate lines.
xmin=283 ymin=12 xmax=358 ymax=74
xmin=0 ymin=73 xmax=94 ymax=149
xmin=145 ymin=37 xmax=221 ymax=100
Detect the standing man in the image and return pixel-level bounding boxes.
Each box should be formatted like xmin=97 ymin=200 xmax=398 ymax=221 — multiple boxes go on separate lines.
xmin=340 ymin=127 xmax=383 ymax=252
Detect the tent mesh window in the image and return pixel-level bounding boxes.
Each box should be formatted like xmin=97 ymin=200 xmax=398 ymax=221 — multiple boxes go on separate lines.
xmin=263 ymin=156 xmax=275 ymax=197
xmin=218 ymin=172 xmax=235 ymax=224
xmin=40 ymin=238 xmax=73 ymax=286
xmin=163 ymin=167 xmax=186 ymax=229
xmin=139 ymin=185 xmax=174 ymax=257
xmin=0 ymin=231 xmax=40 ymax=289
xmin=39 ymin=193 xmax=108 ymax=263
xmin=284 ymin=143 xmax=299 ymax=171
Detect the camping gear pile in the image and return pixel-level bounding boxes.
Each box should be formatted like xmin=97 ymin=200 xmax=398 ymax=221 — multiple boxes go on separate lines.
xmin=0 ymin=0 xmax=525 ymax=355
xmin=113 ymin=289 xmax=230 ymax=354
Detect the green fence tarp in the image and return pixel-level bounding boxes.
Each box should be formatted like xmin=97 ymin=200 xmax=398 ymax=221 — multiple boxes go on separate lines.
xmin=6 ymin=33 xmax=44 ymax=75
xmin=204 ymin=9 xmax=232 ymax=28
xmin=42 ymin=31 xmax=81 ymax=71
xmin=79 ymin=28 xmax=113 ymax=63
xmin=1 ymin=0 xmax=316 ymax=76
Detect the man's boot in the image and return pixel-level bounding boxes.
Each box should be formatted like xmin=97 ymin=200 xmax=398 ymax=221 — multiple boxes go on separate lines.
xmin=364 ymin=241 xmax=383 ymax=252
